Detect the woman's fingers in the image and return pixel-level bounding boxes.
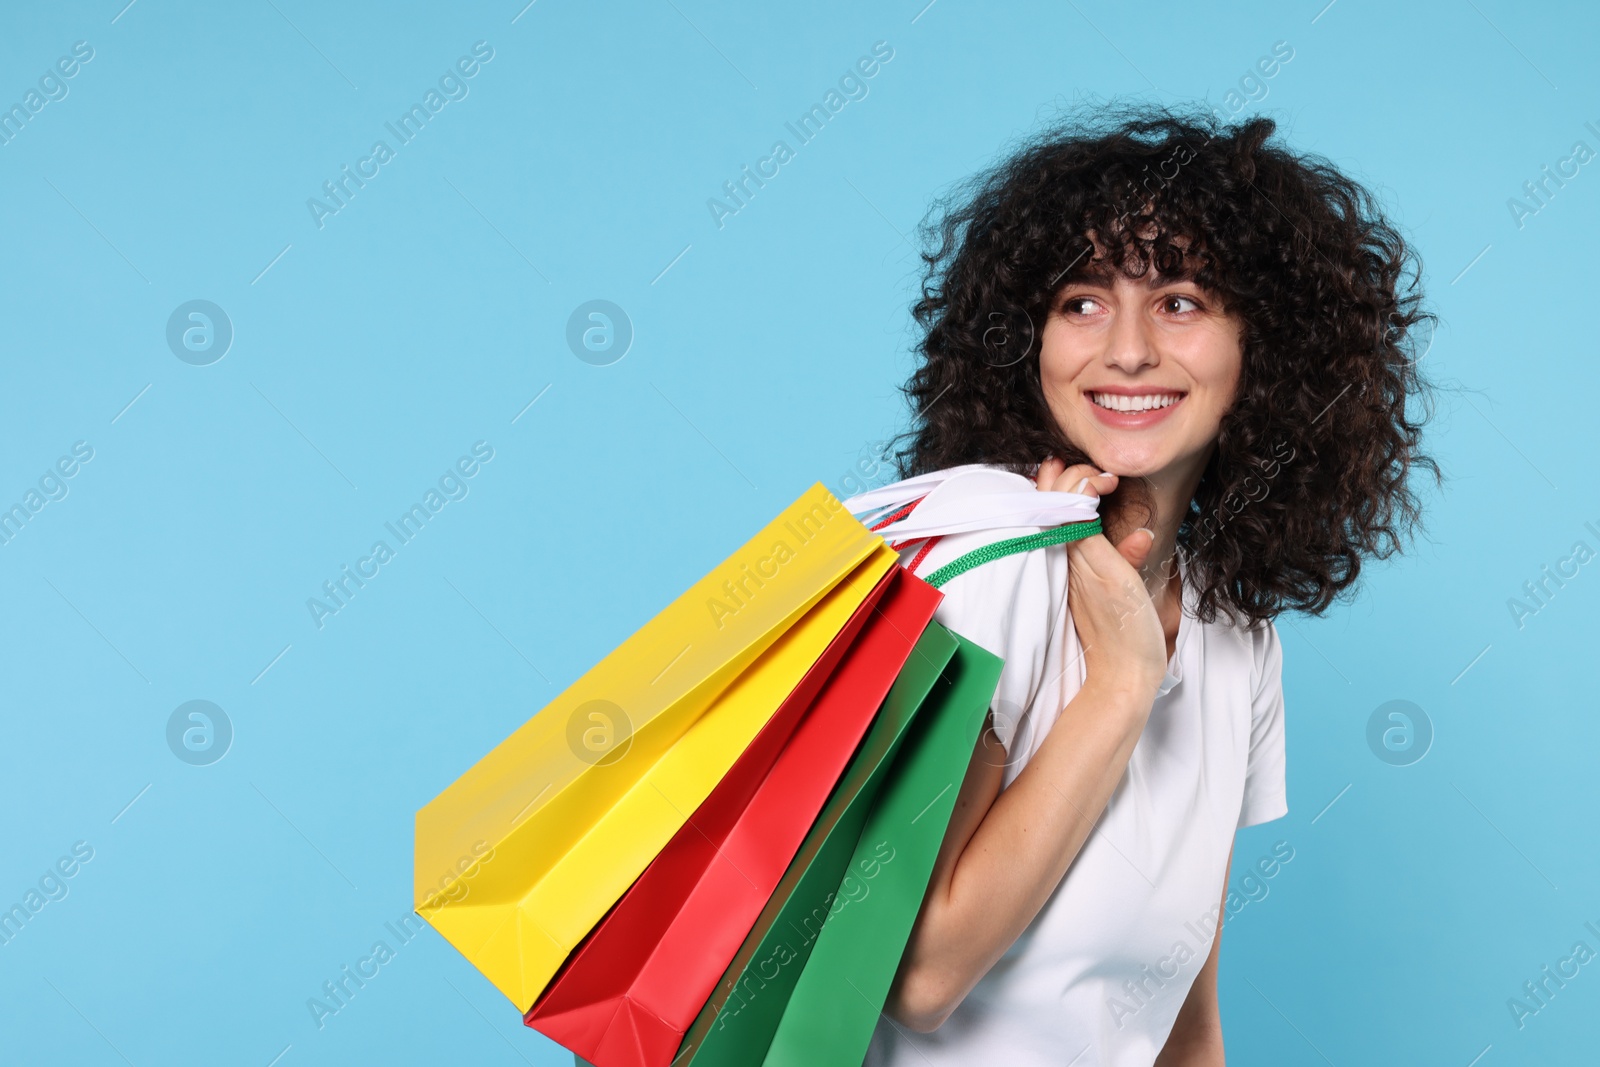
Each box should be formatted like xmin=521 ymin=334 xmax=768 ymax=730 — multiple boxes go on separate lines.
xmin=1074 ymin=470 xmax=1117 ymax=497
xmin=1062 ymin=528 xmax=1118 ymax=579
xmin=1115 ymin=527 xmax=1155 ymax=569
xmin=1034 ymin=457 xmax=1065 ymax=491
xmin=1035 ymin=458 xmax=1118 ymax=498
xmin=1064 ymin=528 xmax=1168 ymax=690
xmin=1066 ymin=525 xmax=1155 ymax=579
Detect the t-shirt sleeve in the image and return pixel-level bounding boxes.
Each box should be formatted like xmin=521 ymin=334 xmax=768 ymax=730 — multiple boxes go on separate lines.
xmin=1237 ymin=619 xmax=1289 ymax=829
xmin=911 ymin=532 xmax=1054 ymax=762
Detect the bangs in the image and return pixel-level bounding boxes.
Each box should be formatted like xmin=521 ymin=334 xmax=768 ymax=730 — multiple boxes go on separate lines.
xmin=1049 ymin=162 xmax=1223 ymax=294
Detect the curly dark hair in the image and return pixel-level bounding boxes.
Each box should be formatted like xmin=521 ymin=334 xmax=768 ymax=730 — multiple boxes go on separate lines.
xmin=890 ymin=100 xmax=1443 ymax=627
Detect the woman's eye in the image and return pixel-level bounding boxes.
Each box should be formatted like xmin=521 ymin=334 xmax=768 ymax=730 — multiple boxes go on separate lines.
xmin=1163 ymin=294 xmax=1201 ymax=314
xmin=1062 ymin=296 xmax=1102 ymax=315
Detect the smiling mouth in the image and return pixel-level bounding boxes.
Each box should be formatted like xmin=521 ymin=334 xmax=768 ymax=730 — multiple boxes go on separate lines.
xmin=1086 ymin=391 xmax=1186 ymax=413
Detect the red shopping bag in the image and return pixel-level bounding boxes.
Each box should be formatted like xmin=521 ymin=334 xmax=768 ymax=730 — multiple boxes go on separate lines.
xmin=524 ymin=566 xmax=943 ymax=1067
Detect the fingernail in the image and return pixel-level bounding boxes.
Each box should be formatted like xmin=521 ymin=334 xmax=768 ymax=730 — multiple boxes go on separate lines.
xmin=1099 ymin=470 xmax=1115 ymax=478
xmin=1136 ymin=527 xmax=1154 ymax=540
xmin=1073 ymin=478 xmax=1089 ymax=493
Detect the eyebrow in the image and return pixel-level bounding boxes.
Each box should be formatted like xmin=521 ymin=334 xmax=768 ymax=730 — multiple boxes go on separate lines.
xmin=1058 ymin=262 xmax=1200 ymax=289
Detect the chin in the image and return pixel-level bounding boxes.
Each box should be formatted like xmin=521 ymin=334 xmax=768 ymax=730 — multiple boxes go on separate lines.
xmin=1078 ymin=444 xmax=1171 ymax=479
xmin=1101 ymin=460 xmax=1168 ymax=480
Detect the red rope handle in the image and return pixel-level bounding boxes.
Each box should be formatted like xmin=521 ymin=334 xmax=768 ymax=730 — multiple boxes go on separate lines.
xmin=868 ymin=498 xmax=923 ymax=532
xmin=868 ymin=495 xmax=944 ymax=578
xmin=905 ymin=535 xmax=943 ymax=575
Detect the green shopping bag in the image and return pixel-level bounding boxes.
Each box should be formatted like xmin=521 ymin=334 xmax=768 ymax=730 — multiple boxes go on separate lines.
xmin=763 ymin=628 xmax=1000 ymax=1065
xmin=674 ymin=621 xmax=1003 ymax=1066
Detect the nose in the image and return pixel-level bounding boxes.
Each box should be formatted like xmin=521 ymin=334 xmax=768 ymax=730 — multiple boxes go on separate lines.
xmin=1102 ymin=303 xmax=1159 ymax=374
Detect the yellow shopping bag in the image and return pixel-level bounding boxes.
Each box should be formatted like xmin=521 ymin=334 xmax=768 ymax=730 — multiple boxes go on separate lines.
xmin=415 ymin=485 xmax=896 ymax=1011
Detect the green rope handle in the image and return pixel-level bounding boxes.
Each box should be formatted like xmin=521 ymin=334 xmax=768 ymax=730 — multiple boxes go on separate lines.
xmin=922 ymin=518 xmax=1102 ymax=589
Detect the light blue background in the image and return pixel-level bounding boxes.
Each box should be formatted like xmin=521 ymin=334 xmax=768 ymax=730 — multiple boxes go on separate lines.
xmin=1 ymin=1 xmax=1596 ymax=1064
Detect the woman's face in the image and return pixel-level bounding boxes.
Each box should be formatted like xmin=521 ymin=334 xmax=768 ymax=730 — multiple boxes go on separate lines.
xmin=1038 ymin=264 xmax=1245 ymax=483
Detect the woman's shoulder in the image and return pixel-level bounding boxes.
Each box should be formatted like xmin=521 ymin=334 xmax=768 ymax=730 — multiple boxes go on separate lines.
xmin=1242 ymin=614 xmax=1284 ymax=695
xmin=1183 ymin=584 xmax=1283 ymax=702
xmin=850 ymin=462 xmax=1092 ymax=547
xmin=842 ymin=462 xmax=1036 ymax=518
xmin=904 ymin=473 xmax=1072 ymax=651
xmin=846 ymin=459 xmax=1092 ymax=652
xmin=892 ymin=467 xmax=1079 ymax=761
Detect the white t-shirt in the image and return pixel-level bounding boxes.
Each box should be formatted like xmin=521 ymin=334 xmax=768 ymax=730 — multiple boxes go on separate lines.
xmin=863 ymin=465 xmax=1289 ymax=1067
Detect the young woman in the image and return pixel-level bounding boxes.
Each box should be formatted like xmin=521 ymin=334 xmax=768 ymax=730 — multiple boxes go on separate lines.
xmin=860 ymin=105 xmax=1440 ymax=1065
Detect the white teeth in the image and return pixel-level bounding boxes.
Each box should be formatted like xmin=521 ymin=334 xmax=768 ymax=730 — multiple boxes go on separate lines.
xmin=1090 ymin=392 xmax=1182 ymax=412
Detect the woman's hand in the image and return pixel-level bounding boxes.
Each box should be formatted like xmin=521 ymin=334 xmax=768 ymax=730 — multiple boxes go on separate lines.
xmin=1035 ymin=457 xmax=1168 ymax=700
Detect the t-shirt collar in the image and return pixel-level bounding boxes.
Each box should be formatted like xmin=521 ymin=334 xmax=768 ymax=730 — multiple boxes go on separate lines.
xmin=1155 ymin=554 xmax=1197 ymax=698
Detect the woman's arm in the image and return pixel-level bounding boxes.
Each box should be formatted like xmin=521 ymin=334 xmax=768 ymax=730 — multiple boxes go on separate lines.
xmin=882 ymin=670 xmax=1159 ymax=1032
xmin=882 ymin=460 xmax=1170 ymax=1033
xmin=1154 ymin=843 xmax=1231 ymax=1065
